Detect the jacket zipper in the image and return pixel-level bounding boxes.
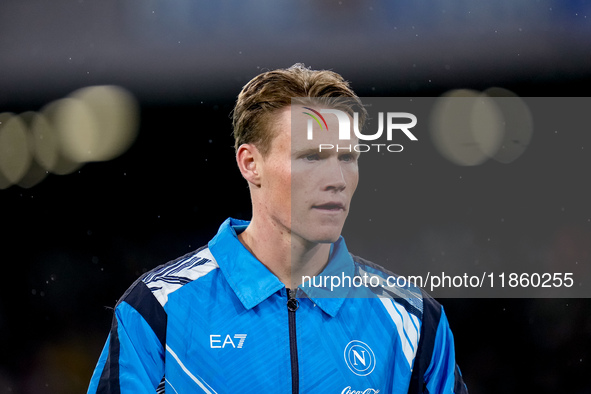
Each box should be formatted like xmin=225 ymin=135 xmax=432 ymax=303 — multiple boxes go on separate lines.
xmin=287 ymin=288 xmax=300 ymax=394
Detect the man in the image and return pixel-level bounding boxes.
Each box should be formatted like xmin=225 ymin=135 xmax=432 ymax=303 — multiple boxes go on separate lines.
xmin=88 ymin=64 xmax=468 ymax=393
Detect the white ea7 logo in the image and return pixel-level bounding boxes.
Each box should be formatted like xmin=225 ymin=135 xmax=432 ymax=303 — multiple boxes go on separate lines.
xmin=344 ymin=340 xmax=376 ymax=376
xmin=209 ymin=334 xmax=247 ymax=349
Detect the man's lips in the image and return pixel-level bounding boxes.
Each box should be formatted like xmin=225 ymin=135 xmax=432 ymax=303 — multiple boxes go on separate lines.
xmin=312 ymin=202 xmax=346 ymax=211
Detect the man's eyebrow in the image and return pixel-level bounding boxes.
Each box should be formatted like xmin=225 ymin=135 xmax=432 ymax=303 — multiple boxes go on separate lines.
xmin=292 ymin=147 xmax=322 ymax=155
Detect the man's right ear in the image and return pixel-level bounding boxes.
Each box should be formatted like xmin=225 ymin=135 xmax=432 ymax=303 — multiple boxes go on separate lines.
xmin=236 ymin=144 xmax=262 ymax=187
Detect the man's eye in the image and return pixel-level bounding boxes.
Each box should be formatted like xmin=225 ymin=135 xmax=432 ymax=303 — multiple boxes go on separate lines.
xmin=305 ymin=154 xmax=319 ymax=161
xmin=340 ymin=154 xmax=355 ymax=162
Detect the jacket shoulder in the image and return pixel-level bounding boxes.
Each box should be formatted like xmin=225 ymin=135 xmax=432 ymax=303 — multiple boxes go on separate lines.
xmin=121 ymin=245 xmax=220 ymax=308
xmin=351 ymin=254 xmax=434 ymax=317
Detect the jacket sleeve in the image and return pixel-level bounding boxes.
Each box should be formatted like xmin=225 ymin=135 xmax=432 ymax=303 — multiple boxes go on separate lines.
xmin=423 ymin=307 xmax=468 ymax=394
xmin=409 ymin=294 xmax=468 ymax=394
xmin=87 ymin=282 xmax=167 ymax=394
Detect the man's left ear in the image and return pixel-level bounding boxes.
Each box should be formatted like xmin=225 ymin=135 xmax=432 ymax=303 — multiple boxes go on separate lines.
xmin=236 ymin=143 xmax=262 ymax=187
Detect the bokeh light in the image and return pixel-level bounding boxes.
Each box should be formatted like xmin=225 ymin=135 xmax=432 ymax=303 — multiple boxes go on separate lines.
xmin=0 ymin=113 xmax=14 ymax=189
xmin=0 ymin=113 xmax=31 ymax=187
xmin=484 ymin=87 xmax=533 ymax=164
xmin=58 ymin=86 xmax=139 ymax=163
xmin=39 ymin=100 xmax=84 ymax=176
xmin=430 ymin=89 xmax=498 ymax=166
xmin=0 ymin=85 xmax=139 ymax=188
xmin=430 ymin=88 xmax=532 ymax=166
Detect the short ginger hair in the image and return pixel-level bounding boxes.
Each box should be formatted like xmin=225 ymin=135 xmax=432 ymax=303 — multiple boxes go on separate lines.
xmin=232 ymin=63 xmax=366 ymax=156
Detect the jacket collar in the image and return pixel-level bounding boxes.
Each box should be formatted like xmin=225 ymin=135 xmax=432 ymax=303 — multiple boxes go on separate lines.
xmin=208 ymin=218 xmax=284 ymax=311
xmin=208 ymin=218 xmax=355 ymax=317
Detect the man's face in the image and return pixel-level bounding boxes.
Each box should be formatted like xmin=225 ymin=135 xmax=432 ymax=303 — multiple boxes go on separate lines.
xmin=259 ymin=106 xmax=359 ymax=245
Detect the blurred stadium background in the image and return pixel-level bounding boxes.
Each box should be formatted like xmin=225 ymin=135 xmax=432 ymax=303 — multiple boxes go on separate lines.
xmin=1 ymin=1 xmax=590 ymax=393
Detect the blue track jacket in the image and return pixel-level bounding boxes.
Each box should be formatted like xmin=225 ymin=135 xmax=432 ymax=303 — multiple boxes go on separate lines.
xmin=88 ymin=218 xmax=468 ymax=393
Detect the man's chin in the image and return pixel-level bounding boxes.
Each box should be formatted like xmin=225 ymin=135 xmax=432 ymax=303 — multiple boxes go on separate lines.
xmin=305 ymin=229 xmax=343 ymax=245
xmin=291 ymin=221 xmax=345 ymax=245
xmin=310 ymin=236 xmax=339 ymax=245
xmin=290 ymin=232 xmax=341 ymax=245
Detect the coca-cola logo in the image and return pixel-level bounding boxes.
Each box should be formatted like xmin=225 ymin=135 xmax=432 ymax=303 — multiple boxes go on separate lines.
xmin=341 ymin=386 xmax=380 ymax=394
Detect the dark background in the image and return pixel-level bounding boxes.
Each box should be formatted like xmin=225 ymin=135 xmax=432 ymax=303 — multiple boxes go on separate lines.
xmin=1 ymin=1 xmax=591 ymax=393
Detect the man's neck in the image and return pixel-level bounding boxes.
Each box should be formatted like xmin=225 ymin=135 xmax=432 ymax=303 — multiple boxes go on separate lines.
xmin=237 ymin=217 xmax=331 ymax=289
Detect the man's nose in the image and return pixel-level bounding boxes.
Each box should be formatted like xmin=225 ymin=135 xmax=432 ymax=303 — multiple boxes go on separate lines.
xmin=323 ymin=158 xmax=347 ymax=191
